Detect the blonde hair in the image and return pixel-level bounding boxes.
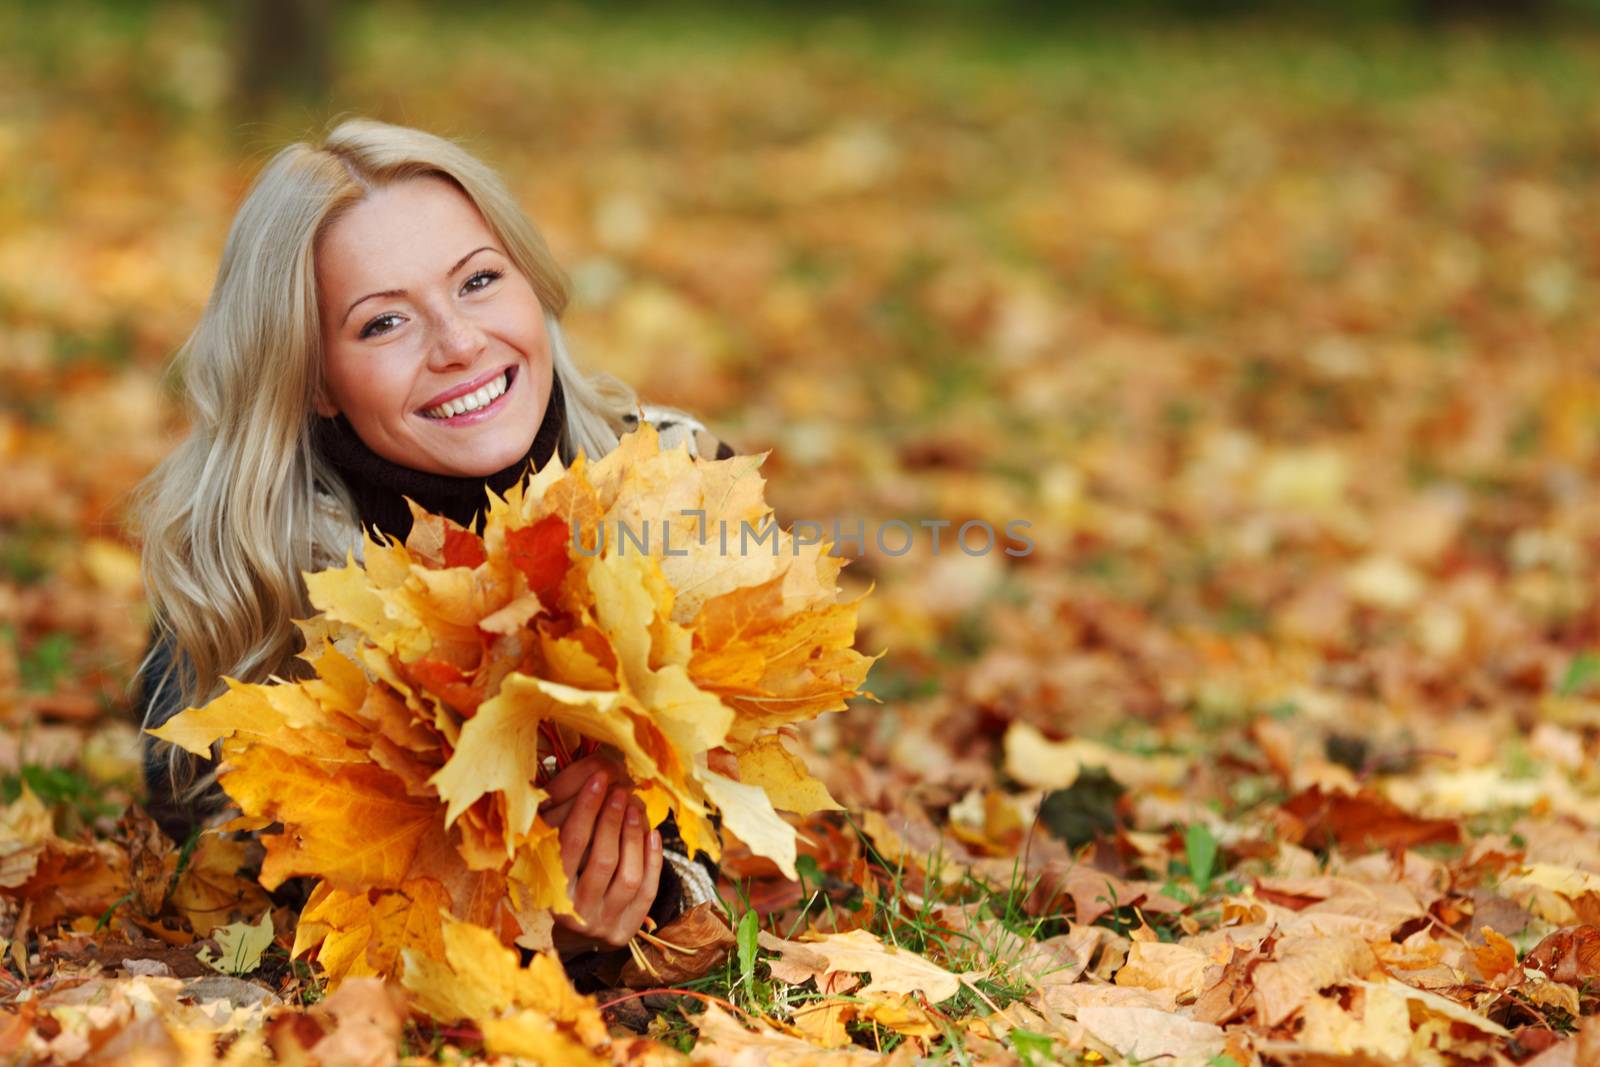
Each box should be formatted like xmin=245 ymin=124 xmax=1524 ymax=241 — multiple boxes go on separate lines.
xmin=133 ymin=116 xmax=641 ymax=806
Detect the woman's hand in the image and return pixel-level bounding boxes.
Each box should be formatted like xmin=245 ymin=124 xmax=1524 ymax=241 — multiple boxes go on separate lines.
xmin=537 ymin=753 xmax=664 ymax=956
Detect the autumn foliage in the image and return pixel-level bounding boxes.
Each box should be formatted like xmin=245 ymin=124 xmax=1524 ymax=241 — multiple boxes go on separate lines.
xmin=150 ymin=423 xmax=879 ymax=986
xmin=12 ymin=7 xmax=1600 ymax=1065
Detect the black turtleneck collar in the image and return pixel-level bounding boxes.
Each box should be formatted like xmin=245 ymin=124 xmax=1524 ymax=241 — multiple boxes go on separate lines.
xmin=312 ymin=368 xmax=567 ymax=543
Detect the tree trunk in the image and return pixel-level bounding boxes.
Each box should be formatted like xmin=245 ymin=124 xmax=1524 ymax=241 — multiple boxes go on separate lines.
xmin=231 ymin=0 xmax=334 ymax=121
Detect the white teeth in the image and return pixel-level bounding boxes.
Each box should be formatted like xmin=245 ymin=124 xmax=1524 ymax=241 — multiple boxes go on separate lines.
xmin=423 ymin=371 xmax=508 ymax=419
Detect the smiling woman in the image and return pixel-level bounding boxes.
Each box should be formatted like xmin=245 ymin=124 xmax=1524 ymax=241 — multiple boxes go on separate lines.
xmin=312 ymin=178 xmax=557 ymax=478
xmin=129 ymin=116 xmax=734 ymax=978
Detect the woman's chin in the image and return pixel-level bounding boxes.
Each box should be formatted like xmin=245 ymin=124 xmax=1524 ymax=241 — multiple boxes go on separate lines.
xmin=430 ymin=436 xmax=538 ymax=478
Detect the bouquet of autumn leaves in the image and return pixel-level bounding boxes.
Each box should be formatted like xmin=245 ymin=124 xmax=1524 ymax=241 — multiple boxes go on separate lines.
xmin=149 ymin=424 xmax=879 ymax=987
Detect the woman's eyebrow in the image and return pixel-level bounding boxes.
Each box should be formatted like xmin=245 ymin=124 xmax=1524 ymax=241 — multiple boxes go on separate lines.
xmin=341 ymin=245 xmax=499 ymax=326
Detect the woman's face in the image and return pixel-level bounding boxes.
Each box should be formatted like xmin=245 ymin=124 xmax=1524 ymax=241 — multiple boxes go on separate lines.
xmin=314 ymin=175 xmax=552 ymax=477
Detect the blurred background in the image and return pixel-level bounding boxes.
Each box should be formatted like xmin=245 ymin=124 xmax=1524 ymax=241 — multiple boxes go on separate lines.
xmin=3 ymin=0 xmax=1600 ymax=827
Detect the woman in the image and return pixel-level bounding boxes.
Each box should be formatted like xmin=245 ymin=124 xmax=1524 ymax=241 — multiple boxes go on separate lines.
xmin=132 ymin=116 xmax=732 ymax=976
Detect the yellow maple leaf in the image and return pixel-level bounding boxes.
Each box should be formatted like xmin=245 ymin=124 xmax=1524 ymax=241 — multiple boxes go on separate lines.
xmin=401 ymin=914 xmax=609 ymax=1050
xmin=428 ymin=686 xmax=548 ymax=848
xmin=480 ymin=1010 xmax=612 ymax=1067
xmin=701 ymin=769 xmax=798 ymax=880
xmin=220 ymin=746 xmax=439 ymax=893
xmin=169 ymin=833 xmax=272 ymax=938
xmin=735 ymin=734 xmax=843 ymax=815
xmin=293 ymin=878 xmax=450 ymax=983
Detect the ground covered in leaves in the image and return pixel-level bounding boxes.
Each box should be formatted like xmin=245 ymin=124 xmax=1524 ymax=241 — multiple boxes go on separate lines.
xmin=5 ymin=6 xmax=1600 ymax=1065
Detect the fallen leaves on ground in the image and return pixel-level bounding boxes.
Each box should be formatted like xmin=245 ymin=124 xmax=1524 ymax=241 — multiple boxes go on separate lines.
xmin=7 ymin=6 xmax=1600 ymax=1064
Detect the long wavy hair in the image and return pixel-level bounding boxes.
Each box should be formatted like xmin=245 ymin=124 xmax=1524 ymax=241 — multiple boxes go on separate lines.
xmin=132 ymin=116 xmax=642 ymax=803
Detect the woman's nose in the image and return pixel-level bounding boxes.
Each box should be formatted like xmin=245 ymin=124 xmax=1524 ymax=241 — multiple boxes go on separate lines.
xmin=429 ymin=308 xmax=487 ymax=368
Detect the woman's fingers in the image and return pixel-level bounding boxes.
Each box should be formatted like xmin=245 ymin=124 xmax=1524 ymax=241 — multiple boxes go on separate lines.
xmin=548 ymin=775 xmax=665 ymax=950
xmin=605 ymin=798 xmax=647 ymax=911
xmin=542 ymin=753 xmax=626 ymax=808
xmin=576 ymin=785 xmax=629 ymax=904
xmin=558 ymin=772 xmax=610 ymax=879
xmin=542 ymin=801 xmax=568 ymax=829
xmin=540 ymin=754 xmax=633 ymax=829
xmin=542 ymin=757 xmax=600 ymax=806
xmin=613 ymin=820 xmax=664 ymax=939
xmin=598 ymin=802 xmax=663 ymax=944
xmin=558 ymin=811 xmax=667 ymax=950
xmin=541 ymin=795 xmax=575 ymax=828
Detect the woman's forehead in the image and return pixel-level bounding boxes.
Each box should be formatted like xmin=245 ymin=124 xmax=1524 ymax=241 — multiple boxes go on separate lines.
xmin=317 ymin=178 xmax=497 ymax=292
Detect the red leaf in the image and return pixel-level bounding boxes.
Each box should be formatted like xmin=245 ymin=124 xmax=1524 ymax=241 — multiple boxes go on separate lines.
xmin=442 ymin=527 xmax=487 ymax=569
xmin=403 ymin=658 xmax=482 ymax=716
xmin=1526 ymin=925 xmax=1600 ymax=984
xmin=505 ymin=514 xmax=570 ymax=602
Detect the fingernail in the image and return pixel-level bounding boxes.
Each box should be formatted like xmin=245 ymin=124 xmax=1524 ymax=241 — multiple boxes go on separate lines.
xmin=588 ymin=777 xmax=605 ymax=794
xmin=650 ymin=829 xmax=660 ymax=849
xmin=626 ymin=804 xmax=641 ymax=826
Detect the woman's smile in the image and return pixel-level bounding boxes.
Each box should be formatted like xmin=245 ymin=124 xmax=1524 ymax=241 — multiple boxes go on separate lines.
xmin=418 ymin=363 xmax=518 ymax=424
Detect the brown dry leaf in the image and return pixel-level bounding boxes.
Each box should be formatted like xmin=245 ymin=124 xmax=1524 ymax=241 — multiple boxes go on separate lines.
xmin=758 ymin=927 xmax=976 ymax=1003
xmin=0 ymin=784 xmax=130 ymax=928
xmin=761 ymin=930 xmax=832 ymax=986
xmin=1252 ymin=873 xmax=1428 ymax=940
xmin=1524 ymin=925 xmax=1600 ymax=985
xmin=621 ymin=901 xmax=737 ymax=987
xmin=789 ymin=970 xmax=861 ymax=1048
xmin=692 ymin=1002 xmax=887 ymax=1066
xmin=1074 ymin=1005 xmax=1227 ymax=1064
xmin=1276 ymin=787 xmax=1461 ymax=853
xmin=1031 ymin=980 xmax=1173 ymax=1018
xmin=1115 ymin=940 xmax=1215 ymax=1004
xmin=1034 ymin=923 xmax=1117 ymax=989
xmin=1026 ymin=860 xmax=1184 ymax=926
xmin=1252 ymin=932 xmax=1379 ymax=1027
xmin=119 ymin=805 xmax=178 ymax=918
xmin=305 ymin=978 xmax=407 ymax=1067
xmin=1190 ymin=933 xmax=1275 ymax=1025
xmin=1524 ymin=1015 xmax=1600 ymax=1067
xmin=169 ymin=833 xmax=272 ymax=938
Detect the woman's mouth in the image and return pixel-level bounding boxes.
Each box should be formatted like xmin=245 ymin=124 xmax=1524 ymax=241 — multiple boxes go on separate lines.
xmin=418 ymin=366 xmax=517 ymax=425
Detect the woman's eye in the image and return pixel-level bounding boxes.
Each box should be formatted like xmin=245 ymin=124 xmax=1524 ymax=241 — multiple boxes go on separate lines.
xmin=464 ymin=269 xmax=503 ymax=294
xmin=360 ymin=314 xmax=401 ymax=339
xmin=360 ymin=314 xmax=400 ymax=338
